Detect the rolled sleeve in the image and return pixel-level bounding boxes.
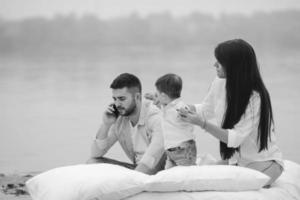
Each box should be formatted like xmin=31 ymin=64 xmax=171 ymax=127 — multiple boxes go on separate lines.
xmin=227 ymin=93 xmax=261 ymax=148
xmin=90 ymin=125 xmax=118 ymax=158
xmin=90 ymin=138 xmax=108 ymax=157
xmin=139 ymin=114 xmax=165 ymax=169
xmin=195 ymin=77 xmax=223 ymax=120
xmin=227 ymin=129 xmax=243 ymax=148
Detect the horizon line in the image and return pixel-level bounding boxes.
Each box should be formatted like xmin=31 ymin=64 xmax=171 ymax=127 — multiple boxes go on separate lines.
xmin=1 ymin=8 xmax=300 ymax=21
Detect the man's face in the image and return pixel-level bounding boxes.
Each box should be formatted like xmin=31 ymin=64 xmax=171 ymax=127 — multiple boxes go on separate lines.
xmin=112 ymin=87 xmax=138 ymax=116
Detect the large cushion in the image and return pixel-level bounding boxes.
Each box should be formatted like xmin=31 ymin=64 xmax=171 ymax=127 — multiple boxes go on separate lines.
xmin=26 ymin=164 xmax=148 ymax=200
xmin=145 ymin=165 xmax=270 ymax=192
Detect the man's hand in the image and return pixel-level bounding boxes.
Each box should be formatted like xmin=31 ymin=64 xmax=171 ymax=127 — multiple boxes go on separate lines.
xmin=135 ymin=163 xmax=155 ymax=175
xmin=102 ymin=104 xmax=118 ymax=126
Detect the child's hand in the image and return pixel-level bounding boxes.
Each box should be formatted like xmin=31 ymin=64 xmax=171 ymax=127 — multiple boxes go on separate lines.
xmin=144 ymin=93 xmax=161 ymax=108
xmin=144 ymin=93 xmax=156 ymax=101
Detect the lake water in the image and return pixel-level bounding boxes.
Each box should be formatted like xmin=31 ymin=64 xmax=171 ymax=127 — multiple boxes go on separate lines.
xmin=1 ymin=50 xmax=300 ymax=173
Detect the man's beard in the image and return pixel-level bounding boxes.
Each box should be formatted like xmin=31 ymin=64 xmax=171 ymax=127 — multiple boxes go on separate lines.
xmin=118 ymin=100 xmax=137 ymax=116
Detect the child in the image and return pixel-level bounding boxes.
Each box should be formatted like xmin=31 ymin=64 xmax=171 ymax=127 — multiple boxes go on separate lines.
xmin=153 ymin=73 xmax=197 ymax=169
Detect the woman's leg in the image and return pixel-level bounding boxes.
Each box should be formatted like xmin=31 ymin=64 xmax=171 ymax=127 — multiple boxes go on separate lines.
xmin=245 ymin=160 xmax=283 ymax=187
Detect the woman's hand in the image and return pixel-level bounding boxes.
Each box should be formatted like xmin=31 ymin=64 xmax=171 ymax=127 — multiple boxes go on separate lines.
xmin=178 ymin=106 xmax=228 ymax=143
xmin=177 ymin=107 xmax=205 ymax=127
xmin=187 ymin=104 xmax=196 ymax=112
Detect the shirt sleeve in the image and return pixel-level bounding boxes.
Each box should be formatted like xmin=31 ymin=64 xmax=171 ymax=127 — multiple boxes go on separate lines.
xmin=90 ymin=125 xmax=118 ymax=158
xmin=195 ymin=77 xmax=220 ymax=120
xmin=227 ymin=93 xmax=261 ymax=148
xmin=139 ymin=113 xmax=165 ymax=169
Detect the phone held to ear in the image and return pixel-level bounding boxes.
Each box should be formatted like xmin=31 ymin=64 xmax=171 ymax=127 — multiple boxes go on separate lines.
xmin=112 ymin=104 xmax=120 ymax=118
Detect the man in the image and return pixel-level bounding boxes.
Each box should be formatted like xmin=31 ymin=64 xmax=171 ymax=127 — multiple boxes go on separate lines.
xmin=88 ymin=73 xmax=166 ymax=175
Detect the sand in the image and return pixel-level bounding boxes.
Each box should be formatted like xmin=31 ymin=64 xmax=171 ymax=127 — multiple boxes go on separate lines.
xmin=0 ymin=173 xmax=36 ymax=200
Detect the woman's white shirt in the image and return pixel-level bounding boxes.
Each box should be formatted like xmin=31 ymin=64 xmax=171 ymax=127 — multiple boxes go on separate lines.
xmin=195 ymin=77 xmax=283 ymax=167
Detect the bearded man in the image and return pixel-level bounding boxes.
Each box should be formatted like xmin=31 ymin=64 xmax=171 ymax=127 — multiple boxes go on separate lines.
xmin=88 ymin=73 xmax=166 ymax=175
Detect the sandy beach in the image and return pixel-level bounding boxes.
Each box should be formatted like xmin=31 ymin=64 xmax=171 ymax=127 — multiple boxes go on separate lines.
xmin=1 ymin=3 xmax=300 ymax=199
xmin=0 ymin=193 xmax=30 ymax=200
xmin=0 ymin=173 xmax=36 ymax=200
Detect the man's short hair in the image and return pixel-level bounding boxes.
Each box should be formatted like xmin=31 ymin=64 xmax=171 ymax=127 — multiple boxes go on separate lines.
xmin=155 ymin=73 xmax=182 ymax=99
xmin=110 ymin=73 xmax=142 ymax=93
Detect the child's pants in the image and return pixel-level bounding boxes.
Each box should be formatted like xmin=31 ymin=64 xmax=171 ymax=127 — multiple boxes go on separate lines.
xmin=165 ymin=139 xmax=197 ymax=169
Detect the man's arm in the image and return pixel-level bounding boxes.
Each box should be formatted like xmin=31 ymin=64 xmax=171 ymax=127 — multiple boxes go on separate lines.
xmin=135 ymin=113 xmax=165 ymax=174
xmin=90 ymin=105 xmax=118 ymax=158
xmin=135 ymin=163 xmax=154 ymax=174
xmin=91 ymin=124 xmax=118 ymax=158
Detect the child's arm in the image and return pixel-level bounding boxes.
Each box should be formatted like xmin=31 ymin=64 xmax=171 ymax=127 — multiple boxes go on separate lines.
xmin=144 ymin=92 xmax=162 ymax=108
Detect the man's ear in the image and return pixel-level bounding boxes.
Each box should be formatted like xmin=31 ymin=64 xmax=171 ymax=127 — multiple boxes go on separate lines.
xmin=135 ymin=92 xmax=141 ymax=101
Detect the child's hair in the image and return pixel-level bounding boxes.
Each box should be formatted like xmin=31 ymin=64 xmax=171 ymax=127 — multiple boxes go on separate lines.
xmin=155 ymin=73 xmax=182 ymax=99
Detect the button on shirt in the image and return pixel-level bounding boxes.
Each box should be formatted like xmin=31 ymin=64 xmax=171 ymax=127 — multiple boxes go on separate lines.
xmin=195 ymin=77 xmax=283 ymax=167
xmin=162 ymin=98 xmax=194 ymax=149
xmin=129 ymin=122 xmax=147 ymax=163
xmin=91 ymin=100 xmax=165 ymax=169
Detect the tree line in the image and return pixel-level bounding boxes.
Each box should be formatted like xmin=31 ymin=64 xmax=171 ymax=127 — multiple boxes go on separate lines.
xmin=0 ymin=10 xmax=299 ymax=57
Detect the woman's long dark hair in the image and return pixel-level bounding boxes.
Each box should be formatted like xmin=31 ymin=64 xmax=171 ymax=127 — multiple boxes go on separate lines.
xmin=214 ymin=39 xmax=274 ymax=160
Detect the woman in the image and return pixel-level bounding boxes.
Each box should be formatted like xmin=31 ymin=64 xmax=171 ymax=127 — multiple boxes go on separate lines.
xmin=178 ymin=39 xmax=283 ymax=187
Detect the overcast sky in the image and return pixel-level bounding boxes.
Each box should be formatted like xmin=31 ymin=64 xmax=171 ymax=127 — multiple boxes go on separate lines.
xmin=1 ymin=0 xmax=300 ymax=19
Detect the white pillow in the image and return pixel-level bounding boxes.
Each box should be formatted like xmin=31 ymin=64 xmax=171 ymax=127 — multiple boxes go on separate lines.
xmin=145 ymin=165 xmax=270 ymax=192
xmin=278 ymin=160 xmax=300 ymax=186
xmin=26 ymin=164 xmax=148 ymax=200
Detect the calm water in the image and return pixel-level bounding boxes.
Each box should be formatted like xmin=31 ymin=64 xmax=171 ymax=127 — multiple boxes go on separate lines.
xmin=1 ymin=51 xmax=300 ymax=173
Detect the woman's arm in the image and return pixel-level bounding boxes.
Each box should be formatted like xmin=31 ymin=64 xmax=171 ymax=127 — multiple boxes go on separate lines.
xmin=177 ymin=108 xmax=228 ymax=143
xmin=195 ymin=77 xmax=224 ymax=120
xmin=203 ymin=121 xmax=229 ymax=143
xmin=178 ymin=92 xmax=261 ymax=148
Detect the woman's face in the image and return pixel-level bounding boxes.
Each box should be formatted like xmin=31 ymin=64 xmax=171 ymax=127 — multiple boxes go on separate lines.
xmin=214 ymin=61 xmax=226 ymax=78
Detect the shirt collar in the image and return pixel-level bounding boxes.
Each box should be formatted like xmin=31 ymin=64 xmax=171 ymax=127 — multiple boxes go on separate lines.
xmin=136 ymin=100 xmax=147 ymax=126
xmin=164 ymin=97 xmax=182 ymax=110
xmin=123 ymin=100 xmax=153 ymax=126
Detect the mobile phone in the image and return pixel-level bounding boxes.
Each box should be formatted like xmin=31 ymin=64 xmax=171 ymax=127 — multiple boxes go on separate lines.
xmin=112 ymin=104 xmax=120 ymax=118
